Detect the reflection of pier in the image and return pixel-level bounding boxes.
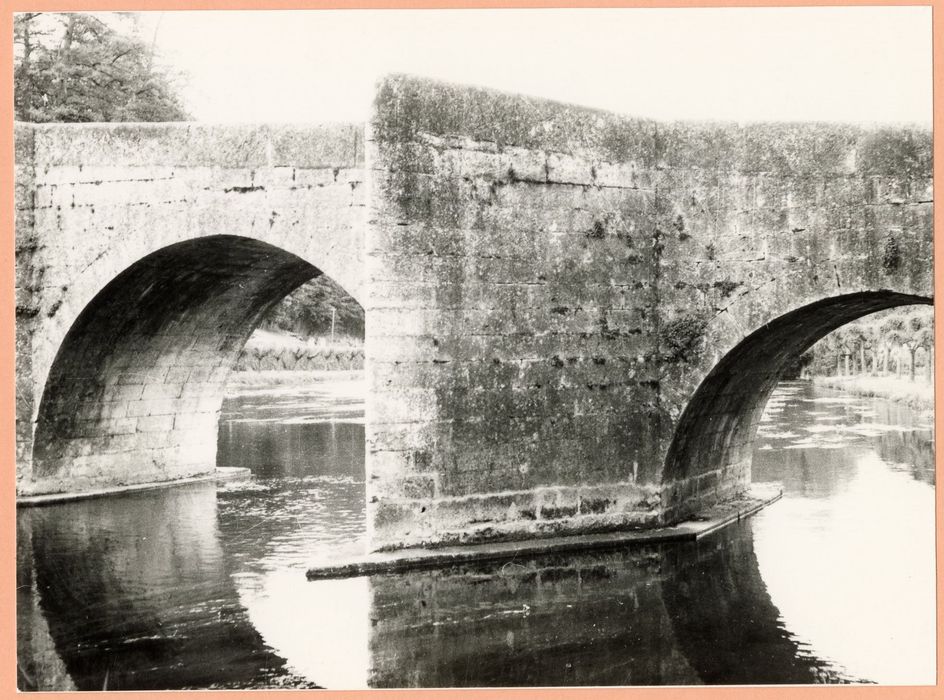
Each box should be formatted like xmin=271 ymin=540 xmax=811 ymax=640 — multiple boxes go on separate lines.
xmin=364 ymin=520 xmax=839 ymax=687
xmin=18 ymin=483 xmax=308 ymax=691
xmin=17 ymin=517 xmax=76 ymax=691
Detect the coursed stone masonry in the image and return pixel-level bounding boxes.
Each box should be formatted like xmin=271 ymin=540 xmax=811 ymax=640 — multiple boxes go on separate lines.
xmin=363 ymin=75 xmax=932 ymax=549
xmin=15 ymin=122 xmax=365 ymax=495
xmin=15 ymin=76 xmax=933 ymax=552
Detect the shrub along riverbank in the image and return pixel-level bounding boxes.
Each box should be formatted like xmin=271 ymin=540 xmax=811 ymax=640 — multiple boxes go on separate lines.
xmin=235 ymin=329 xmax=363 ymax=372
xmin=812 ymin=375 xmax=934 ymax=413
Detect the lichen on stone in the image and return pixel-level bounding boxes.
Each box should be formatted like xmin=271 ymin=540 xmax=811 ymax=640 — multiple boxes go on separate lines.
xmin=587 ymin=219 xmax=606 ymax=239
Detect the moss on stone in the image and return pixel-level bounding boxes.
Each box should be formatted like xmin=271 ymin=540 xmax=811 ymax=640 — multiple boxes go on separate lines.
xmin=712 ymin=279 xmax=742 ymax=298
xmin=660 ymin=316 xmax=709 ymax=364
xmin=882 ymin=235 xmax=902 ymax=273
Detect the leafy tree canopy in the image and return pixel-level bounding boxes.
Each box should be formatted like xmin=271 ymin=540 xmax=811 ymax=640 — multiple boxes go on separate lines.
xmin=261 ymin=275 xmax=365 ymax=340
xmin=14 ymin=12 xmax=190 ymax=122
xmin=807 ymin=306 xmax=932 ymax=378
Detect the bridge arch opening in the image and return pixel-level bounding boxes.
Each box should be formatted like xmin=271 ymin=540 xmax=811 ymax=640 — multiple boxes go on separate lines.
xmin=662 ymin=291 xmax=933 ymax=515
xmin=30 ymin=234 xmax=362 ymax=492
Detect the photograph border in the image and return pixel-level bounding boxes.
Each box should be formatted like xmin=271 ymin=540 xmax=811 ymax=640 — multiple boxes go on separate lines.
xmin=1 ymin=0 xmax=940 ymax=696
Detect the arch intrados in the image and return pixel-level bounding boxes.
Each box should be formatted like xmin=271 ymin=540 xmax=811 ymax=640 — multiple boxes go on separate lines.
xmin=663 ymin=291 xmax=933 ymax=490
xmin=31 ymin=234 xmax=362 ymax=484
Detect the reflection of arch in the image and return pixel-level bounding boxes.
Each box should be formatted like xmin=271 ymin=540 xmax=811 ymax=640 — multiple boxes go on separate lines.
xmin=31 ymin=235 xmax=361 ymax=492
xmin=662 ymin=291 xmax=932 ymax=512
xmin=362 ymin=521 xmax=840 ymax=686
xmin=662 ymin=521 xmax=846 ymax=684
xmin=22 ymin=483 xmax=307 ymax=690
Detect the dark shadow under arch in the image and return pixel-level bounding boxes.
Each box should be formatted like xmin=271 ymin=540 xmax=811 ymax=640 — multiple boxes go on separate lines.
xmin=31 ymin=235 xmax=361 ymax=489
xmin=662 ymin=291 xmax=932 ymax=509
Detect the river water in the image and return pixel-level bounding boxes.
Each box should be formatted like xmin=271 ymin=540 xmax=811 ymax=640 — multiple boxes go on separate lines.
xmin=16 ymin=377 xmax=935 ymax=689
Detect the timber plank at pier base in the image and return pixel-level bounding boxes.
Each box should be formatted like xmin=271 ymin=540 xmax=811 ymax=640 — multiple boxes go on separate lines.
xmin=307 ymin=483 xmax=782 ymax=580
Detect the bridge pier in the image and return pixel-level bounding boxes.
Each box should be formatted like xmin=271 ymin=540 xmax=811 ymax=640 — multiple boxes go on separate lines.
xmin=362 ymin=75 xmax=932 ymax=550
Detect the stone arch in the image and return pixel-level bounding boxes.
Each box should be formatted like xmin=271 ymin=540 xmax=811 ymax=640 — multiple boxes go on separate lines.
xmin=662 ymin=290 xmax=932 ymax=515
xmin=26 ymin=223 xmax=364 ymax=422
xmin=29 ymin=235 xmax=360 ymax=494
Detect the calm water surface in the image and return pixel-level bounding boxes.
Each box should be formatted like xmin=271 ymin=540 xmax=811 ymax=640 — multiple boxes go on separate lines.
xmin=16 ymin=378 xmax=935 ymax=689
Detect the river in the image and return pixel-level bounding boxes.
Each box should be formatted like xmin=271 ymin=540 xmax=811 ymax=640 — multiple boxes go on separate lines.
xmin=16 ymin=377 xmax=935 ymax=689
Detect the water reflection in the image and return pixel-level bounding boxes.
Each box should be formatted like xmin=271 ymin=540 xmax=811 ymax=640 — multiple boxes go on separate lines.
xmin=659 ymin=526 xmax=836 ymax=686
xmin=16 ymin=378 xmax=935 ymax=688
xmin=750 ymin=382 xmax=935 ymax=685
xmin=217 ymin=374 xmax=365 ymax=480
xmin=364 ymin=524 xmax=849 ymax=687
xmin=18 ymin=484 xmax=313 ymax=690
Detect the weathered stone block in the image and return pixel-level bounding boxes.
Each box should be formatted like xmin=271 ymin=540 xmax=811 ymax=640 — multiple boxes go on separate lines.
xmin=546 ymin=152 xmax=594 ymax=185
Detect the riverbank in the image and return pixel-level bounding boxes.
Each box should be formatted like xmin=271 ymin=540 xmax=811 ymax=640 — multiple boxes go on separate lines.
xmin=812 ymin=375 xmax=934 ymax=413
xmin=225 ymin=368 xmax=363 ymax=390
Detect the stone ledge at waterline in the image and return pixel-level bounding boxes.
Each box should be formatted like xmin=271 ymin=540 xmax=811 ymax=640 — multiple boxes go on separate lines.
xmin=16 ymin=467 xmax=251 ymax=507
xmin=308 ymin=484 xmax=783 ymax=579
xmin=14 ymin=73 xmax=932 ymax=553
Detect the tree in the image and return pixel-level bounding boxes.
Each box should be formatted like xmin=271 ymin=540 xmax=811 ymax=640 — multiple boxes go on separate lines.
xmin=261 ymin=275 xmax=365 ymax=340
xmin=904 ymin=311 xmax=931 ymax=381
xmin=821 ymin=329 xmax=848 ymax=376
xmin=914 ymin=318 xmax=934 ymax=380
xmin=805 ymin=307 xmax=933 ymax=381
xmin=880 ymin=316 xmax=908 ymax=378
xmin=843 ymin=322 xmax=870 ymax=375
xmin=867 ymin=318 xmax=890 ymax=375
xmin=918 ymin=337 xmax=934 ymax=380
xmin=861 ymin=321 xmax=882 ymax=374
xmin=14 ymin=13 xmax=189 ymax=123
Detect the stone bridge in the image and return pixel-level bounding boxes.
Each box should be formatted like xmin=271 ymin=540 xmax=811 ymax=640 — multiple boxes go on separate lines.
xmin=15 ymin=75 xmax=933 ymax=551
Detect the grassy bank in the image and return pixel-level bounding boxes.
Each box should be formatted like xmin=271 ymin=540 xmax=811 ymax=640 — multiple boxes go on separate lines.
xmin=812 ymin=375 xmax=934 ymax=412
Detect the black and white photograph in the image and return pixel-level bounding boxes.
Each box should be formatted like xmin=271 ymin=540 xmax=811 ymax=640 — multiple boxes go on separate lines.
xmin=12 ymin=6 xmax=935 ymax=690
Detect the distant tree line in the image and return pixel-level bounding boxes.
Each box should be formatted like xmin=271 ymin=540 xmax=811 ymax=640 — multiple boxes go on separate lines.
xmin=802 ymin=307 xmax=933 ymax=381
xmin=260 ymin=275 xmax=365 ymax=341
